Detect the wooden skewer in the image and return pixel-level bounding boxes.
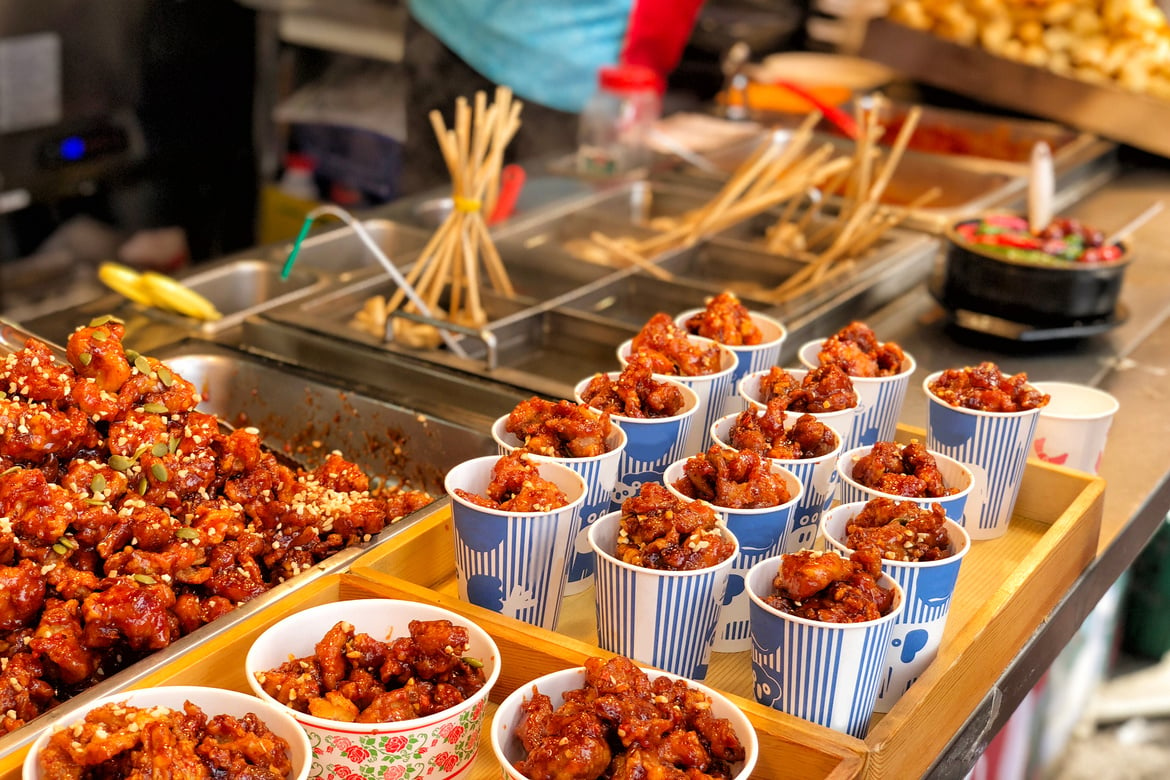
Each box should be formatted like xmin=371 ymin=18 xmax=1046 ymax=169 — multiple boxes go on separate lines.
xmin=590 ymin=231 xmax=674 ymax=280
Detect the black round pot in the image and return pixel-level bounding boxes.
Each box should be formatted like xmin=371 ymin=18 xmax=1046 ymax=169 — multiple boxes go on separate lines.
xmin=937 ymin=216 xmax=1131 ymax=327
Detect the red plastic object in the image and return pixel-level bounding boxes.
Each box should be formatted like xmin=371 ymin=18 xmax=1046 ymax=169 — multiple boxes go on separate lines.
xmin=489 ymin=165 xmax=526 ymax=225
xmin=772 ymin=79 xmax=859 ymax=140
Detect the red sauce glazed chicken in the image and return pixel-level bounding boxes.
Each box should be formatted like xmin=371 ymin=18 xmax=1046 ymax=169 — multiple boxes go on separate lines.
xmin=849 ymin=441 xmax=957 ymax=498
xmin=513 ymin=655 xmax=747 ymax=780
xmin=727 ymin=409 xmax=838 ymax=460
xmin=0 ymin=319 xmax=430 ymax=736
xmin=255 ymin=618 xmax=486 ymax=723
xmin=757 ymin=364 xmax=857 ymax=412
xmin=681 ymin=291 xmax=764 ymax=346
xmin=453 ymin=452 xmax=569 ymax=512
xmin=617 ymin=483 xmax=735 ymax=571
xmin=39 ymin=699 xmax=295 ymax=780
xmin=816 ymin=321 xmax=908 ymax=377
xmin=671 ymin=446 xmax=791 ymax=509
xmin=505 ymin=397 xmax=614 ymax=458
xmin=765 ymin=549 xmax=895 ymax=623
xmin=844 ymin=498 xmax=953 ymax=563
xmin=579 ymin=359 xmax=687 ymax=419
xmin=928 ymin=361 xmax=1049 ymax=412
xmin=629 ymin=313 xmax=724 ymax=377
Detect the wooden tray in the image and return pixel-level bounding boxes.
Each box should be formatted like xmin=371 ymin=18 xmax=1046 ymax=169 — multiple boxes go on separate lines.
xmin=2 ymin=572 xmax=864 ymax=780
xmin=348 ymin=425 xmax=1105 ymax=779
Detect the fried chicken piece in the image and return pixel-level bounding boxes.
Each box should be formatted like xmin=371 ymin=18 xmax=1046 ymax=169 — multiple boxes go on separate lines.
xmin=817 ymin=321 xmax=908 ymax=377
xmin=682 ymin=291 xmax=764 ymax=346
xmin=506 ymin=397 xmax=614 ymax=458
xmin=847 ymin=498 xmax=952 ymax=562
xmin=617 ymin=483 xmax=734 ymax=570
xmin=849 ymin=441 xmax=957 ymax=498
xmin=766 ymin=548 xmax=896 ymax=623
xmin=66 ymin=321 xmax=132 ymax=393
xmin=579 ymin=358 xmax=686 ymax=418
xmin=929 ymin=361 xmax=1049 ymax=412
xmin=453 ymin=452 xmax=570 ymax=512
xmin=630 ymin=313 xmax=723 ymax=377
xmin=671 ymin=446 xmax=791 ymax=509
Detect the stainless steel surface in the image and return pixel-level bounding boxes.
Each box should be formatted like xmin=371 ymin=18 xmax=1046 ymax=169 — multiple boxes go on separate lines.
xmin=268 ymin=218 xmax=431 ymax=279
xmin=174 ymin=258 xmax=328 ymax=331
xmin=836 ymin=164 xmax=1170 ymax=778
xmin=861 ymin=18 xmax=1170 ymax=160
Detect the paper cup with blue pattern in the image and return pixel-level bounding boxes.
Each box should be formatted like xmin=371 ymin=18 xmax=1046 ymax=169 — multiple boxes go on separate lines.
xmin=492 ymin=412 xmax=627 ymax=596
xmin=836 ymin=443 xmax=974 ymax=526
xmin=675 ymin=307 xmax=787 ymax=419
xmin=820 ymin=500 xmax=971 ymax=712
xmin=799 ymin=339 xmax=916 ymax=452
xmin=575 ymin=373 xmax=701 ymax=514
xmin=445 ymin=455 xmax=586 ymax=631
xmin=710 ymin=411 xmax=844 ymax=556
xmin=617 ymin=336 xmax=738 ymax=456
xmin=747 ymin=554 xmax=904 ymax=737
xmin=587 ymin=509 xmax=738 ymax=681
xmin=738 ymin=368 xmax=858 ymax=444
xmin=923 ymin=371 xmax=1045 ymax=540
xmin=662 ymin=455 xmax=803 ymax=652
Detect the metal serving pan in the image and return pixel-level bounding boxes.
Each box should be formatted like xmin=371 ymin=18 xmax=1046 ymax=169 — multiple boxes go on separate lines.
xmin=17 ymin=257 xmax=332 ymax=354
xmin=263 ymin=218 xmax=433 ymax=280
xmin=0 ymin=337 xmax=503 ymax=761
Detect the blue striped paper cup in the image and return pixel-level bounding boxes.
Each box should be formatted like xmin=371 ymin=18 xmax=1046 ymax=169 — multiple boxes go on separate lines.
xmin=492 ymin=413 xmax=628 ymax=596
xmin=835 ymin=443 xmax=974 ymax=526
xmin=662 ymin=456 xmax=803 ymax=653
xmin=819 ymin=501 xmax=971 ymax=712
xmin=799 ymin=339 xmax=916 ymax=451
xmin=747 ymin=554 xmax=904 ymax=737
xmin=738 ymin=368 xmax=858 ymax=446
xmin=587 ymin=510 xmax=738 ymax=681
xmin=618 ymin=337 xmax=739 ymax=456
xmin=445 ymin=456 xmax=587 ymax=631
xmin=575 ymin=373 xmax=701 ymax=514
xmin=675 ymin=308 xmax=787 ymax=419
xmin=711 ymin=411 xmax=844 ymax=556
xmin=922 ymin=371 xmax=1044 ymax=540
xmin=490 ymin=665 xmax=759 ymax=779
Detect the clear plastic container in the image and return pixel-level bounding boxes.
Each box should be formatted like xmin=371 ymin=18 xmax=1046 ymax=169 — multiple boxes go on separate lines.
xmin=576 ymin=64 xmax=662 ymax=177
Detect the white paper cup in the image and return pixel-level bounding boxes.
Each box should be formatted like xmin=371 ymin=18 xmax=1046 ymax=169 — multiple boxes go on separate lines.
xmin=492 ymin=412 xmax=627 ymax=595
xmin=445 ymin=455 xmax=586 ymax=630
xmin=676 ymin=307 xmax=787 ymax=418
xmin=491 ymin=664 xmax=759 ymax=779
xmin=575 ymin=372 xmax=701 ymax=512
xmin=662 ymin=454 xmax=804 ymax=652
xmin=710 ymin=411 xmax=842 ymax=554
xmin=738 ymin=367 xmax=858 ymax=444
xmin=246 ymin=598 xmax=501 ymax=780
xmin=618 ymin=336 xmax=738 ymax=455
xmin=923 ymin=371 xmax=1045 ymax=540
xmin=820 ymin=501 xmax=971 ymax=712
xmin=588 ymin=509 xmax=738 ymax=680
xmin=835 ymin=443 xmax=974 ymax=527
xmin=799 ymin=338 xmax=916 ymax=451
xmin=24 ymin=686 xmax=312 ymax=780
xmin=1029 ymin=381 xmax=1119 ymax=474
xmin=747 ymin=554 xmax=904 ymax=737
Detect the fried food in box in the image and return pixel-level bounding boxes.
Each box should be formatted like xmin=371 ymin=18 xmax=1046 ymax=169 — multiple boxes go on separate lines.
xmin=727 ymin=409 xmax=839 ymax=459
xmin=681 ymin=291 xmax=764 ymax=346
xmin=758 ymin=364 xmax=858 ymax=412
xmin=452 ymin=451 xmax=570 ymax=512
xmin=816 ymin=321 xmax=909 ymax=377
xmin=850 ymin=441 xmax=958 ymax=498
xmin=630 ymin=313 xmax=724 ymax=377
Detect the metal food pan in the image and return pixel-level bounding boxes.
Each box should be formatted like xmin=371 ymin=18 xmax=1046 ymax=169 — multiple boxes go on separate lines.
xmin=0 ymin=339 xmax=500 ymax=762
xmin=265 ymin=218 xmax=432 ymax=279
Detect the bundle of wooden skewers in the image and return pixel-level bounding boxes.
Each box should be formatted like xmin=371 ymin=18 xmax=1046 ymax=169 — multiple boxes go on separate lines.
xmin=578 ymin=98 xmax=936 ymax=303
xmin=358 ymin=87 xmax=522 ymax=347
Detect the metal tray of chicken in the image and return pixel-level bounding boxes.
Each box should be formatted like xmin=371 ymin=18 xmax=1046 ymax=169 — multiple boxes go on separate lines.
xmin=0 ymin=334 xmax=512 ymax=760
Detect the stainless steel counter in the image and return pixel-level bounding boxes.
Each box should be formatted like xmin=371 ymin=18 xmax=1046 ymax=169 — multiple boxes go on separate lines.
xmin=827 ymin=163 xmax=1170 ymax=777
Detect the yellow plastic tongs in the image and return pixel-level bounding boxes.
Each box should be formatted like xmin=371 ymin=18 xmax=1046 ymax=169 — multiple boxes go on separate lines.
xmin=98 ymin=262 xmax=222 ymax=322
